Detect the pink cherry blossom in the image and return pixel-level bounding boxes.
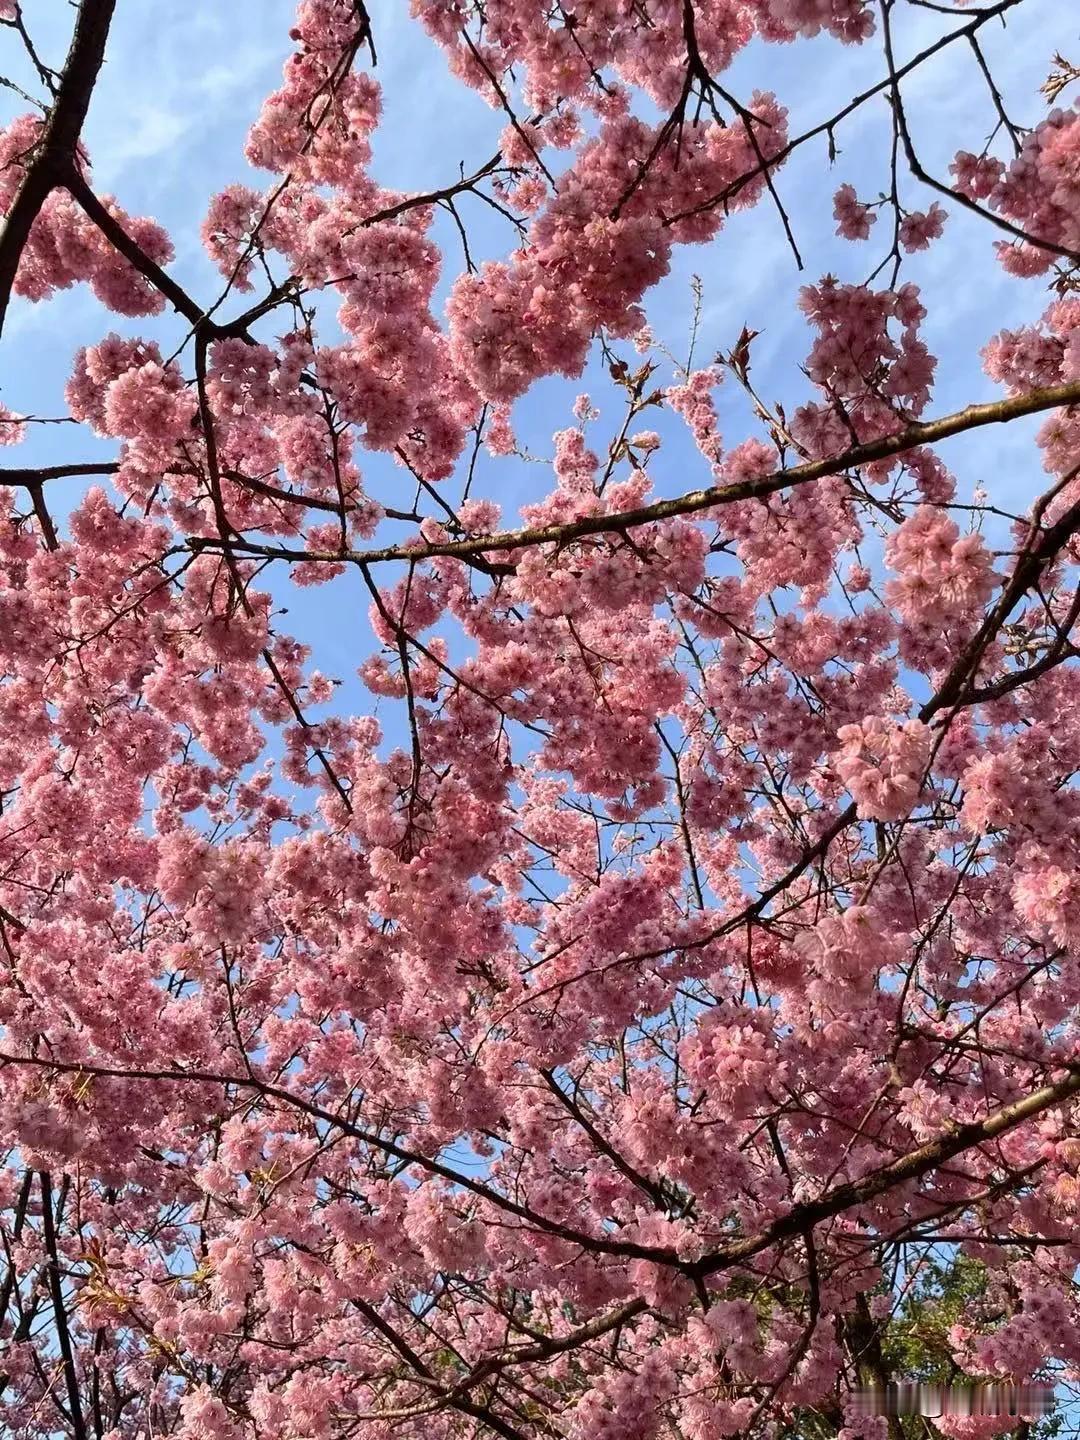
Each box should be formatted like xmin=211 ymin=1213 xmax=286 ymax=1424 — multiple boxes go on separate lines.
xmin=899 ymin=202 xmax=948 ymax=252
xmin=833 ymin=715 xmax=933 ymax=820
xmin=833 ymin=182 xmax=876 ymax=240
xmin=0 ymin=1 xmax=1077 ymax=1436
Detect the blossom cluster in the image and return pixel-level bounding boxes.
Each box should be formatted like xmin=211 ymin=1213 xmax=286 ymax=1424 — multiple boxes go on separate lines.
xmin=0 ymin=1 xmax=1078 ymax=1438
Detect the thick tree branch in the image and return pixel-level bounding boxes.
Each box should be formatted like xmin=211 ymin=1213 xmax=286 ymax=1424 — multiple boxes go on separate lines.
xmin=186 ymin=379 xmax=1080 ymax=569
xmin=0 ymin=1050 xmax=685 ymax=1267
xmin=39 ymin=1171 xmax=87 ymax=1440
xmin=64 ymin=169 xmax=208 ymax=328
xmin=0 ymin=0 xmax=117 ymax=336
xmin=0 ymin=461 xmax=119 ymax=486
xmin=695 ymin=1064 xmax=1080 ymax=1277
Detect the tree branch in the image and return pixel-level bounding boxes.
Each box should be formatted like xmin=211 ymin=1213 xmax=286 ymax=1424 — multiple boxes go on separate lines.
xmin=0 ymin=0 xmax=117 ymax=336
xmin=186 ymin=379 xmax=1080 ymax=569
xmin=695 ymin=1064 xmax=1080 ymax=1278
xmin=39 ymin=1171 xmax=87 ymax=1440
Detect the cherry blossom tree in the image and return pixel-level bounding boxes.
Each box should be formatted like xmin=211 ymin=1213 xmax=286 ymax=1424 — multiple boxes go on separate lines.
xmin=0 ymin=1 xmax=1079 ymax=1437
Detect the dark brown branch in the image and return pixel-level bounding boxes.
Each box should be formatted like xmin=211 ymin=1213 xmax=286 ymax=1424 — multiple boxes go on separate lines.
xmin=528 ymin=462 xmax=1080 ymax=995
xmin=0 ymin=461 xmax=119 ymax=486
xmin=928 ymin=461 xmax=1080 ymax=716
xmin=694 ymin=1063 xmax=1080 ymax=1278
xmin=39 ymin=1171 xmax=87 ymax=1440
xmin=0 ymin=459 xmax=424 ymax=524
xmin=261 ymin=648 xmax=354 ymax=815
xmin=961 ymin=641 xmax=1080 ymax=705
xmin=880 ymin=0 xmax=1079 ymax=263
xmin=0 ymin=1167 xmax=45 ymax=1397
xmin=710 ymin=77 xmax=803 ymax=270
xmin=0 ymin=0 xmax=117 ymax=336
xmin=186 ymin=378 xmax=1080 ymax=570
xmin=9 ymin=7 xmax=60 ymax=97
xmin=343 ymin=151 xmax=506 ymax=234
xmin=350 ymin=1297 xmax=434 ymax=1378
xmin=0 ymin=1169 xmax=32 ymax=1325
xmin=901 ymin=1231 xmax=1078 ymax=1246
xmin=0 ymin=1050 xmax=684 ymax=1267
xmin=350 ymin=1298 xmax=534 ymax=1440
xmin=27 ymin=483 xmax=58 ymax=548
xmin=65 ymin=173 xmax=284 ymax=342
xmin=64 ymin=169 xmax=208 ymax=328
xmin=458 ymin=29 xmax=554 ymax=185
xmin=664 ymin=0 xmax=1024 ymax=227
xmin=540 ymin=1069 xmax=675 ymax=1212
xmin=0 ymin=1049 xmax=1076 ymax=1413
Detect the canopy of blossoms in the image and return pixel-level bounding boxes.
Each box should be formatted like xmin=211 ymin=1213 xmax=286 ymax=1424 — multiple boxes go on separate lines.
xmin=0 ymin=0 xmax=1079 ymax=1437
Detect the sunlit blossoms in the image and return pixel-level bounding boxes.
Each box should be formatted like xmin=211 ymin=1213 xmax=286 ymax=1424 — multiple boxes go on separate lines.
xmin=0 ymin=1 xmax=1079 ymax=1438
